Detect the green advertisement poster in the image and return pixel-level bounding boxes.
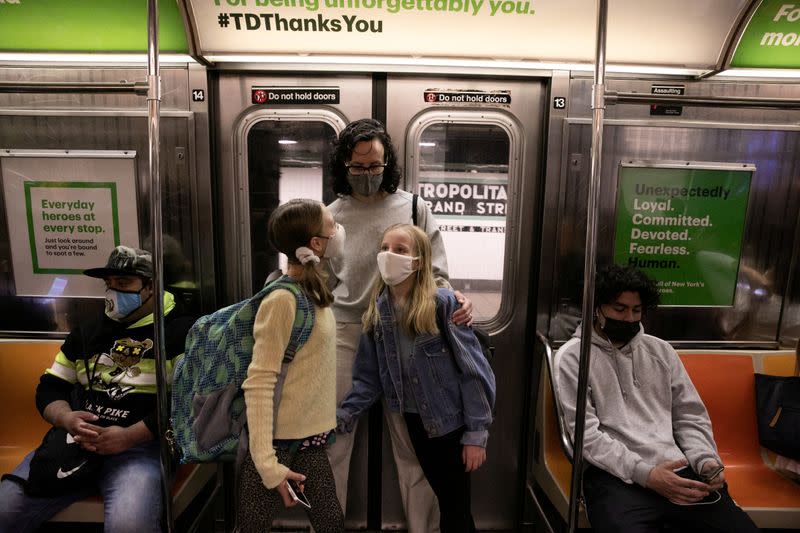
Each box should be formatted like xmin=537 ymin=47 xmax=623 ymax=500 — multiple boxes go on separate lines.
xmin=731 ymin=0 xmax=800 ymax=68
xmin=613 ymin=163 xmax=753 ymax=306
xmin=24 ymin=181 xmax=121 ymax=275
xmin=0 ymin=0 xmax=188 ymax=53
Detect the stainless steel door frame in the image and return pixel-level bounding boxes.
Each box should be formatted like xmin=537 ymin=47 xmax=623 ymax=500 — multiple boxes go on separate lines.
xmin=213 ymin=74 xmax=372 ymax=303
xmin=386 ymin=75 xmax=546 ymax=530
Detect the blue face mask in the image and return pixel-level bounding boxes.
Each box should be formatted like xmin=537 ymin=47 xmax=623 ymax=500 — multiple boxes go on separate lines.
xmin=105 ymin=288 xmax=143 ymax=321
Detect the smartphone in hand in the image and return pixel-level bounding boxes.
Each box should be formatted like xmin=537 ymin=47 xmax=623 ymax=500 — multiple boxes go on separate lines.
xmin=703 ymin=465 xmax=725 ymax=483
xmin=287 ymin=479 xmax=311 ymax=509
xmin=671 ymin=467 xmax=721 ymax=505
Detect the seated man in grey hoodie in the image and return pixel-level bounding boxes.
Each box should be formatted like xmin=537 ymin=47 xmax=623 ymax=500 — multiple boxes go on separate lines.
xmin=555 ymin=264 xmax=759 ymax=533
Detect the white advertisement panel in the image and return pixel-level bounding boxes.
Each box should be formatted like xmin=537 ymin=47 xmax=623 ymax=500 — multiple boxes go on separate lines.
xmin=188 ymin=0 xmax=746 ymax=68
xmin=1 ymin=150 xmax=140 ymax=298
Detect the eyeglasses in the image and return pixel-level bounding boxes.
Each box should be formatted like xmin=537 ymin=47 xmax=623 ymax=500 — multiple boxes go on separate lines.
xmin=316 ymin=223 xmax=340 ymax=240
xmin=345 ymin=163 xmax=387 ymax=176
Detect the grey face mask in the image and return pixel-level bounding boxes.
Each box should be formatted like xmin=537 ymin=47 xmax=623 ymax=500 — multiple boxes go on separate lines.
xmin=348 ymin=173 xmax=383 ymax=196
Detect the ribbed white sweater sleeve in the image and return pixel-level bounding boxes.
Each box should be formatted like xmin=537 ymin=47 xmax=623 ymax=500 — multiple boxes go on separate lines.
xmin=242 ymin=290 xmax=295 ymax=489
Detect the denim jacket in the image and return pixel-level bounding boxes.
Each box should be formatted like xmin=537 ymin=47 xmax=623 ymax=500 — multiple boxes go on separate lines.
xmin=337 ymin=288 xmax=496 ymax=447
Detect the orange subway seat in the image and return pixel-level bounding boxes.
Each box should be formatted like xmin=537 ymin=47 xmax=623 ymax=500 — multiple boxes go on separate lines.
xmin=679 ymin=353 xmax=800 ymax=509
xmin=0 ymin=340 xmax=61 ymax=476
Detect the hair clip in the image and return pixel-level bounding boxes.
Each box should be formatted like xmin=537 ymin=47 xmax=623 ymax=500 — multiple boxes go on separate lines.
xmin=295 ymin=247 xmax=320 ymax=265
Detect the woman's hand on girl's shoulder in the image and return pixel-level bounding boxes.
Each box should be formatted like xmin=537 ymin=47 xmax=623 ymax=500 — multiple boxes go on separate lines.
xmin=451 ymin=290 xmax=474 ymax=327
xmin=462 ymin=444 xmax=486 ymax=472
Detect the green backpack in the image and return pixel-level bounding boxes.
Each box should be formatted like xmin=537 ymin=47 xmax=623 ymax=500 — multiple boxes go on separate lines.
xmin=170 ymin=275 xmax=314 ymax=463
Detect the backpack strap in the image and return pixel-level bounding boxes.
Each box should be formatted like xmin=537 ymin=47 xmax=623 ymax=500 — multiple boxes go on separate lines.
xmin=256 ymin=276 xmax=317 ymax=435
xmin=412 ymin=193 xmax=419 ymax=227
xmin=272 ymin=279 xmax=315 ymax=364
xmin=253 ymin=275 xmax=316 ymax=361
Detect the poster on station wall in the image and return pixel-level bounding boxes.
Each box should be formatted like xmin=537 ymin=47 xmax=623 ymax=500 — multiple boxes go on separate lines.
xmin=0 ymin=150 xmax=140 ymax=298
xmin=612 ymin=162 xmax=753 ymax=307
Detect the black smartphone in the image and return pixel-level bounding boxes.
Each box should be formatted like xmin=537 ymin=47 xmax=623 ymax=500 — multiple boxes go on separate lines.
xmin=672 ymin=467 xmax=721 ymax=505
xmin=703 ymin=465 xmax=725 ymax=483
xmin=674 ymin=466 xmax=703 ymax=482
xmin=286 ymin=479 xmax=311 ymax=509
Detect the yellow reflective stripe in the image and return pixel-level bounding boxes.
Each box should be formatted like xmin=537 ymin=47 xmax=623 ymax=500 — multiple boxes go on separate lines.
xmin=44 ymin=353 xmax=77 ymax=383
xmin=43 ymin=342 xmax=181 ymax=392
xmin=127 ymin=292 xmax=176 ymax=329
xmin=53 ymin=351 xmax=72 ymax=367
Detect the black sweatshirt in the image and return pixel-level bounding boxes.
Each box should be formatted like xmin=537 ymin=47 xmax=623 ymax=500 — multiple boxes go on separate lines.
xmin=36 ymin=293 xmax=194 ymax=438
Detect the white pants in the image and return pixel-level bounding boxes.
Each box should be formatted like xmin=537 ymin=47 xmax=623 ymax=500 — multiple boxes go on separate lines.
xmin=327 ymin=322 xmax=440 ymax=533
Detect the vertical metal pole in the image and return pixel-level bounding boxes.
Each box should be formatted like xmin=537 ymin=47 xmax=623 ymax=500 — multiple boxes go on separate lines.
xmin=147 ymin=1 xmax=173 ymax=531
xmin=567 ymin=1 xmax=607 ymax=532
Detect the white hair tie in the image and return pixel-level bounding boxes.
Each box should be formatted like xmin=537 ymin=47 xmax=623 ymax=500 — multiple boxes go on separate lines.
xmin=295 ymin=247 xmax=320 ymax=265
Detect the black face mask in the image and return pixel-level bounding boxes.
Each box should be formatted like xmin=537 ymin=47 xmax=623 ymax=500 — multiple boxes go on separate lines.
xmin=599 ymin=313 xmax=640 ymax=344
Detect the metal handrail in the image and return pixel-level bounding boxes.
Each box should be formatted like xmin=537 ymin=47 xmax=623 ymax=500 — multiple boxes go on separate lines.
xmin=568 ymin=2 xmax=607 ymax=532
xmin=0 ymin=81 xmax=148 ymax=95
xmin=606 ymin=91 xmax=800 ymax=109
xmin=145 ymin=1 xmax=173 ymax=532
xmin=526 ymin=331 xmax=558 ymax=533
xmin=537 ymin=332 xmax=574 ymax=460
xmin=526 ymin=480 xmax=556 ymax=533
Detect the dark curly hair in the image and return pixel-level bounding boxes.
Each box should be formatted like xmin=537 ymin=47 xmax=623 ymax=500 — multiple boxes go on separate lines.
xmin=329 ymin=118 xmax=402 ymax=196
xmin=595 ymin=264 xmax=661 ymax=311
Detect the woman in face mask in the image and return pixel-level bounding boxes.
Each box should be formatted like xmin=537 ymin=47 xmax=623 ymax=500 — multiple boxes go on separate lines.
xmin=326 ymin=119 xmax=473 ymax=528
xmin=336 ymin=224 xmax=496 ymax=533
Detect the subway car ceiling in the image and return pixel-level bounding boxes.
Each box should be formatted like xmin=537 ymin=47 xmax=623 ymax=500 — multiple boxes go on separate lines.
xmin=0 ymin=0 xmax=799 ymax=77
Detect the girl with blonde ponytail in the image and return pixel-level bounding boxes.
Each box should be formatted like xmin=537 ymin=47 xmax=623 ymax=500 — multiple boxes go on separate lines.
xmin=338 ymin=224 xmax=496 ymax=533
xmin=238 ymin=199 xmax=345 ymax=532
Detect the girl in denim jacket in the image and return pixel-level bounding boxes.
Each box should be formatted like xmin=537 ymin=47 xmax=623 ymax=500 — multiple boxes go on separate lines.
xmin=337 ymin=224 xmax=496 ymax=533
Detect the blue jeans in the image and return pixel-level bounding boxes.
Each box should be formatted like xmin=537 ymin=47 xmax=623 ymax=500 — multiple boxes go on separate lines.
xmin=0 ymin=441 xmax=163 ymax=533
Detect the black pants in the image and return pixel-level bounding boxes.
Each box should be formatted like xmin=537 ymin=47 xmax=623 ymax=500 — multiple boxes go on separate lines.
xmin=582 ymin=465 xmax=761 ymax=533
xmin=404 ymin=413 xmax=476 ymax=533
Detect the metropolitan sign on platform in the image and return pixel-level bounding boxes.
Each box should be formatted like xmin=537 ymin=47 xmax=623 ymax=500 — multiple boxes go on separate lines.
xmin=613 ymin=162 xmax=753 ymax=307
xmin=0 ymin=150 xmax=141 ymax=298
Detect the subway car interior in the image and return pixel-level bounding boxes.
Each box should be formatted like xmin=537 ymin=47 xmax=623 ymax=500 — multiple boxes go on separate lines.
xmin=1 ymin=0 xmax=799 ymax=531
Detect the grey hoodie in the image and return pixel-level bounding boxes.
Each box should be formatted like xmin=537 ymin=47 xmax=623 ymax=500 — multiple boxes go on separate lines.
xmin=554 ymin=323 xmax=721 ymax=487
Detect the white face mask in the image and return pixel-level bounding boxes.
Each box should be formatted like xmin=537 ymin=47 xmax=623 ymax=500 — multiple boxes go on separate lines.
xmin=377 ymin=251 xmax=418 ymax=286
xmin=322 ymin=223 xmax=346 ymax=259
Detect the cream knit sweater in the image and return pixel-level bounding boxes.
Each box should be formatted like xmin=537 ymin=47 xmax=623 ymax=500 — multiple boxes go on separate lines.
xmin=242 ymin=289 xmax=336 ymax=489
